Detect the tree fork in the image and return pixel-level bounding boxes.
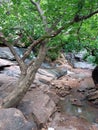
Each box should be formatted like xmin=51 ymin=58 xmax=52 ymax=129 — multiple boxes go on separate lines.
xmin=2 ymin=43 xmax=47 ymax=108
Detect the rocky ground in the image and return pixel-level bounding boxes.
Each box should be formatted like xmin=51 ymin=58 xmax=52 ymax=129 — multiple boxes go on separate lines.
xmin=0 ymin=47 xmax=98 ymax=130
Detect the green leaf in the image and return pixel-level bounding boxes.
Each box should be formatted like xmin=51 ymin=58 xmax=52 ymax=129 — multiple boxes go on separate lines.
xmin=12 ymin=0 xmax=21 ymax=5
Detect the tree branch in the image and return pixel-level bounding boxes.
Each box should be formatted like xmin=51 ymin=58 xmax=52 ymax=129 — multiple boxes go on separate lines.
xmin=22 ymin=8 xmax=98 ymax=61
xmin=28 ymin=41 xmax=47 ymax=71
xmin=22 ymin=35 xmax=49 ymax=61
xmin=76 ymin=21 xmax=83 ymax=43
xmin=51 ymin=9 xmax=98 ymax=37
xmin=0 ymin=33 xmax=27 ymax=74
xmin=30 ymin=0 xmax=36 ymax=6
xmin=74 ymin=9 xmax=98 ymax=22
xmin=30 ymin=0 xmax=48 ymax=31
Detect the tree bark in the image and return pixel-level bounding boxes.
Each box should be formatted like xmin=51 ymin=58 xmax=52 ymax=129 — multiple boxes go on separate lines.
xmin=2 ymin=43 xmax=47 ymax=108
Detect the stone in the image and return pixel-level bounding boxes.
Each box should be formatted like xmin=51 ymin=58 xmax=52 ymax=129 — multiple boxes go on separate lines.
xmin=37 ymin=68 xmax=55 ymax=83
xmin=0 ymin=58 xmax=14 ymax=67
xmin=74 ymin=49 xmax=88 ymax=61
xmin=91 ymin=124 xmax=98 ymax=130
xmin=49 ymin=112 xmax=93 ymax=130
xmin=73 ymin=61 xmax=95 ymax=69
xmin=0 ymin=47 xmax=15 ymax=60
xmin=0 ymin=74 xmax=17 ymax=98
xmin=70 ymin=98 xmax=83 ymax=107
xmin=1 ymin=65 xmax=20 ymax=77
xmin=47 ymin=67 xmax=67 ymax=79
xmin=79 ymin=77 xmax=95 ymax=91
xmin=18 ymin=89 xmax=56 ymax=124
xmin=0 ymin=108 xmax=37 ymax=130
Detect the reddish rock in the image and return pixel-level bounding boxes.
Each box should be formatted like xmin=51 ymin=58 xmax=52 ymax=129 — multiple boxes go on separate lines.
xmin=0 ymin=108 xmax=37 ymax=130
xmin=18 ymin=89 xmax=56 ymax=124
xmin=48 ymin=112 xmax=94 ymax=130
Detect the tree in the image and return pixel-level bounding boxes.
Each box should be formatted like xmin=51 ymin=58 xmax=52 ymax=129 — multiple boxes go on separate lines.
xmin=0 ymin=0 xmax=98 ymax=108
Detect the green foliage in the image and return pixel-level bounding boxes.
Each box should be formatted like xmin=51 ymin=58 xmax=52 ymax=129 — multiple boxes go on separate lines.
xmin=0 ymin=0 xmax=98 ymax=63
xmin=0 ymin=0 xmax=44 ymax=45
xmin=86 ymin=55 xmax=96 ymax=63
xmin=47 ymin=51 xmax=59 ymax=61
xmin=12 ymin=0 xmax=21 ymax=5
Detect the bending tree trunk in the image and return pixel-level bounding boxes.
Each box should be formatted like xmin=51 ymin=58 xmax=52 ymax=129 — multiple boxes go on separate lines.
xmin=2 ymin=43 xmax=47 ymax=108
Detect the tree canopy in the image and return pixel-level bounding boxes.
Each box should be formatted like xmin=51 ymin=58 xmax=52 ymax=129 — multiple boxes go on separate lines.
xmin=0 ymin=0 xmax=98 ymax=108
xmin=0 ymin=0 xmax=98 ymax=49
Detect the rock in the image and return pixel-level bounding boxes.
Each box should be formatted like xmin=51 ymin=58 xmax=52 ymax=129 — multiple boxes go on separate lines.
xmin=73 ymin=61 xmax=95 ymax=69
xmin=0 ymin=108 xmax=37 ymax=130
xmin=74 ymin=49 xmax=88 ymax=61
xmin=70 ymin=98 xmax=83 ymax=107
xmin=91 ymin=124 xmax=98 ymax=130
xmin=0 ymin=47 xmax=36 ymax=61
xmin=65 ymin=52 xmax=75 ymax=66
xmin=0 ymin=74 xmax=17 ymax=98
xmin=1 ymin=65 xmax=20 ymax=77
xmin=49 ymin=112 xmax=93 ymax=130
xmin=0 ymin=58 xmax=14 ymax=67
xmin=41 ymin=62 xmax=53 ymax=69
xmin=79 ymin=77 xmax=95 ymax=92
xmin=36 ymin=69 xmax=56 ymax=83
xmin=69 ymin=71 xmax=91 ymax=80
xmin=56 ymin=88 xmax=70 ymax=98
xmin=36 ymin=67 xmax=67 ymax=84
xmin=0 ymin=58 xmax=20 ymax=77
xmin=0 ymin=47 xmax=15 ymax=60
xmin=87 ymin=90 xmax=98 ymax=101
xmin=47 ymin=91 xmax=60 ymax=104
xmin=65 ymin=51 xmax=95 ymax=69
xmin=18 ymin=89 xmax=56 ymax=124
xmin=47 ymin=67 xmax=67 ymax=79
xmin=14 ymin=47 xmax=36 ymax=60
xmin=52 ymin=75 xmax=79 ymax=89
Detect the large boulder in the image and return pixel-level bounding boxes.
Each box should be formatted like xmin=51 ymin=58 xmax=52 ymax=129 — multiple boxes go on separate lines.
xmin=18 ymin=89 xmax=56 ymax=124
xmin=0 ymin=108 xmax=37 ymax=130
xmin=0 ymin=47 xmax=36 ymax=62
xmin=0 ymin=74 xmax=17 ymax=98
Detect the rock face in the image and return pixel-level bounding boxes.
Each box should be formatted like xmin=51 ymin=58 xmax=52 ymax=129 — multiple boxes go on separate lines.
xmin=0 ymin=46 xmax=98 ymax=129
xmin=0 ymin=74 xmax=17 ymax=98
xmin=0 ymin=47 xmax=15 ymax=60
xmin=48 ymin=112 xmax=96 ymax=130
xmin=65 ymin=51 xmax=95 ymax=69
xmin=0 ymin=65 xmax=20 ymax=77
xmin=73 ymin=61 xmax=95 ymax=69
xmin=0 ymin=58 xmax=14 ymax=67
xmin=0 ymin=47 xmax=35 ymax=62
xmin=0 ymin=108 xmax=37 ymax=130
xmin=18 ymin=90 xmax=56 ymax=125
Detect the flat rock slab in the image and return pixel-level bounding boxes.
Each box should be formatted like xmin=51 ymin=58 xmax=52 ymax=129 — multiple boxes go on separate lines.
xmin=0 ymin=47 xmax=15 ymax=60
xmin=48 ymin=112 xmax=95 ymax=130
xmin=36 ymin=69 xmax=56 ymax=83
xmin=1 ymin=65 xmax=20 ymax=77
xmin=0 ymin=58 xmax=14 ymax=67
xmin=36 ymin=67 xmax=67 ymax=83
xmin=0 ymin=108 xmax=37 ymax=130
xmin=18 ymin=89 xmax=56 ymax=124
